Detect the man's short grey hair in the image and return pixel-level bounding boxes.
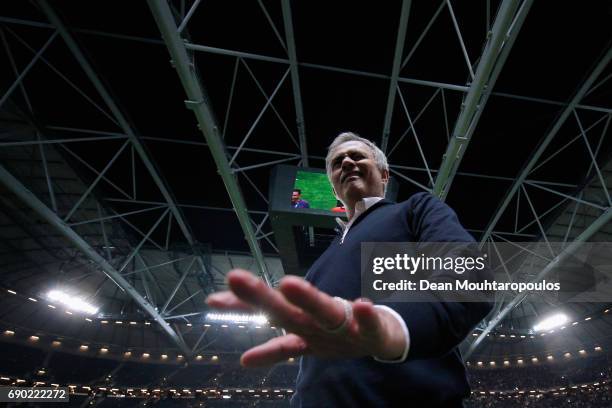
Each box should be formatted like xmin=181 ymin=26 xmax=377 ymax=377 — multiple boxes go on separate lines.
xmin=325 ymin=132 xmax=389 ymax=179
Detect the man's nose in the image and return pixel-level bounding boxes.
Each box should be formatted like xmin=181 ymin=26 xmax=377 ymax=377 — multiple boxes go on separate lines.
xmin=341 ymin=155 xmax=356 ymax=169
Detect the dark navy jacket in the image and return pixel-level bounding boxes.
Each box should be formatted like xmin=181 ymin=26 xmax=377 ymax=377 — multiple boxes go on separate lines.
xmin=291 ymin=192 xmax=493 ymax=407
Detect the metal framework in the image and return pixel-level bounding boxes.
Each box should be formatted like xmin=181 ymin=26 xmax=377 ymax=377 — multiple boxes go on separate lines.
xmin=38 ymin=0 xmax=215 ymax=353
xmin=380 ymin=0 xmax=412 ymax=153
xmin=433 ymin=0 xmax=531 ymax=199
xmin=480 ymin=44 xmax=612 ymax=244
xmin=281 ymin=0 xmax=309 ymax=166
xmin=463 ymin=43 xmax=612 ymax=358
xmin=465 ymin=207 xmax=612 ymax=359
xmin=146 ymin=0 xmax=272 ymax=286
xmin=0 ymin=1 xmax=233 ymax=354
xmin=1 ymin=15 xmax=610 ymax=114
xmin=0 ymin=164 xmax=190 ymax=355
xmin=0 ymin=1 xmax=611 ymax=360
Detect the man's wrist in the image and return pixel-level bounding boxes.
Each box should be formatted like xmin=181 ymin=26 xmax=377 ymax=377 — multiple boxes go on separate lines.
xmin=372 ymin=305 xmax=410 ymax=363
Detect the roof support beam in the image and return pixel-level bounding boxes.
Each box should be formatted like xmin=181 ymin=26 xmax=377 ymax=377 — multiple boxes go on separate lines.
xmin=464 ymin=204 xmax=612 ymax=359
xmin=147 ymin=0 xmax=272 ymax=285
xmin=433 ymin=0 xmax=530 ymax=199
xmin=380 ymin=0 xmax=412 ymax=153
xmin=281 ymin=0 xmax=309 ymax=166
xmin=480 ymin=44 xmax=612 ymax=244
xmin=0 ymin=164 xmax=191 ymax=356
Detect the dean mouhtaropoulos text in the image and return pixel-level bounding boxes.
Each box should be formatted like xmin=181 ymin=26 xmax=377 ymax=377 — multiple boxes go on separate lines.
xmin=372 ymin=279 xmax=561 ymax=292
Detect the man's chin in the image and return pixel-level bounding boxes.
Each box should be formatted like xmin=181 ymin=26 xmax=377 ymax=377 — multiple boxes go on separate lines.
xmin=342 ymin=185 xmax=368 ymax=201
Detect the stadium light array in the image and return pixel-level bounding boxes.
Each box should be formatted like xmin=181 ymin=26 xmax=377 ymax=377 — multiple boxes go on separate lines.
xmin=205 ymin=312 xmax=268 ymax=324
xmin=47 ymin=290 xmax=99 ymax=315
xmin=533 ymin=313 xmax=568 ymax=332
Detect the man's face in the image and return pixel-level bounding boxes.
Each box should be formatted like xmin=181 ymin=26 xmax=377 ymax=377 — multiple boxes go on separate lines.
xmin=291 ymin=191 xmax=300 ymax=204
xmin=328 ymin=141 xmax=389 ymax=206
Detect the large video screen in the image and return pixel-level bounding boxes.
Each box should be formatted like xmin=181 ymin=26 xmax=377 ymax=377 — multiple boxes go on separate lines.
xmin=292 ymin=170 xmax=345 ymax=213
xmin=269 ymin=165 xmax=398 ymax=275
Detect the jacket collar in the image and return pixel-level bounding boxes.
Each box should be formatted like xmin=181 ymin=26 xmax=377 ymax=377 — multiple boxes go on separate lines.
xmin=336 ymin=197 xmax=393 ymax=231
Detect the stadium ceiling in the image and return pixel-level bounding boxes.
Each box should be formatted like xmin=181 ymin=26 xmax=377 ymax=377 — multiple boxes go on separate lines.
xmin=0 ymin=0 xmax=611 ymax=358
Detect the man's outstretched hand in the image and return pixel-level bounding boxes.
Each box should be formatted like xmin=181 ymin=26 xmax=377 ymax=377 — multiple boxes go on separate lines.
xmin=205 ymin=269 xmax=406 ymax=367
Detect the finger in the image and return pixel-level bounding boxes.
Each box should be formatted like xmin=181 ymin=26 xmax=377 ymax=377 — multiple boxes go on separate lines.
xmin=241 ymin=334 xmax=308 ymax=368
xmin=206 ymin=291 xmax=257 ymax=312
xmin=227 ymin=269 xmax=316 ymax=332
xmin=279 ymin=276 xmax=345 ymax=329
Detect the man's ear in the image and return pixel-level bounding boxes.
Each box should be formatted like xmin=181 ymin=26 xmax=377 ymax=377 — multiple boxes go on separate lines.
xmin=381 ymin=169 xmax=390 ymax=184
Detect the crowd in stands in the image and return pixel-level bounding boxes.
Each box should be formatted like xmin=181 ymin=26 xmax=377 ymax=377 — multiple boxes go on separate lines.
xmin=48 ymin=352 xmax=119 ymax=384
xmin=69 ymin=395 xmax=290 ymax=407
xmin=2 ymin=340 xmax=611 ymax=407
xmin=0 ymin=341 xmax=299 ymax=390
xmin=466 ymin=354 xmax=611 ymax=407
xmin=465 ymin=384 xmax=611 ymax=408
xmin=467 ymin=354 xmax=610 ymax=391
xmin=0 ymin=342 xmax=46 ymax=377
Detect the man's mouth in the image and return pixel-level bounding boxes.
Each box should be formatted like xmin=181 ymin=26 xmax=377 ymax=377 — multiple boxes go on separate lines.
xmin=342 ymin=172 xmax=361 ymax=183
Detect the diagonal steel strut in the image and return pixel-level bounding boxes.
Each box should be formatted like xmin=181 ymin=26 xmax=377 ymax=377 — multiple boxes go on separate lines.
xmin=281 ymin=0 xmax=309 ymax=166
xmin=433 ymin=0 xmax=531 ymax=199
xmin=380 ymin=0 xmax=412 ymax=153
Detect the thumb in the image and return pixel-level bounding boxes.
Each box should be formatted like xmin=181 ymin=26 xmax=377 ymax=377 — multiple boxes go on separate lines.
xmin=352 ymin=300 xmax=383 ymax=339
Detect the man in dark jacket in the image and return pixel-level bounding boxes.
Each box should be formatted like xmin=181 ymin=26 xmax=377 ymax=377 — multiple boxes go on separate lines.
xmin=207 ymin=132 xmax=492 ymax=407
xmin=291 ymin=188 xmax=310 ymax=209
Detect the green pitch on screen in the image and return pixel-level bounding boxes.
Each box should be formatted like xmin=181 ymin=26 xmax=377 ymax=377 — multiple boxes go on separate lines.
xmin=293 ymin=170 xmax=338 ymax=211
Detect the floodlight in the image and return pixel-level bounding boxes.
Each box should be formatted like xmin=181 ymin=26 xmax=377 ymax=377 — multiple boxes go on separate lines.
xmin=47 ymin=290 xmax=99 ymax=315
xmin=205 ymin=312 xmax=268 ymax=324
xmin=533 ymin=313 xmax=568 ymax=332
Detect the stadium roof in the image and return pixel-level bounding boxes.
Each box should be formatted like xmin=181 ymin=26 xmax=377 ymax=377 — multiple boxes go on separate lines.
xmin=0 ymin=0 xmax=611 ymax=360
